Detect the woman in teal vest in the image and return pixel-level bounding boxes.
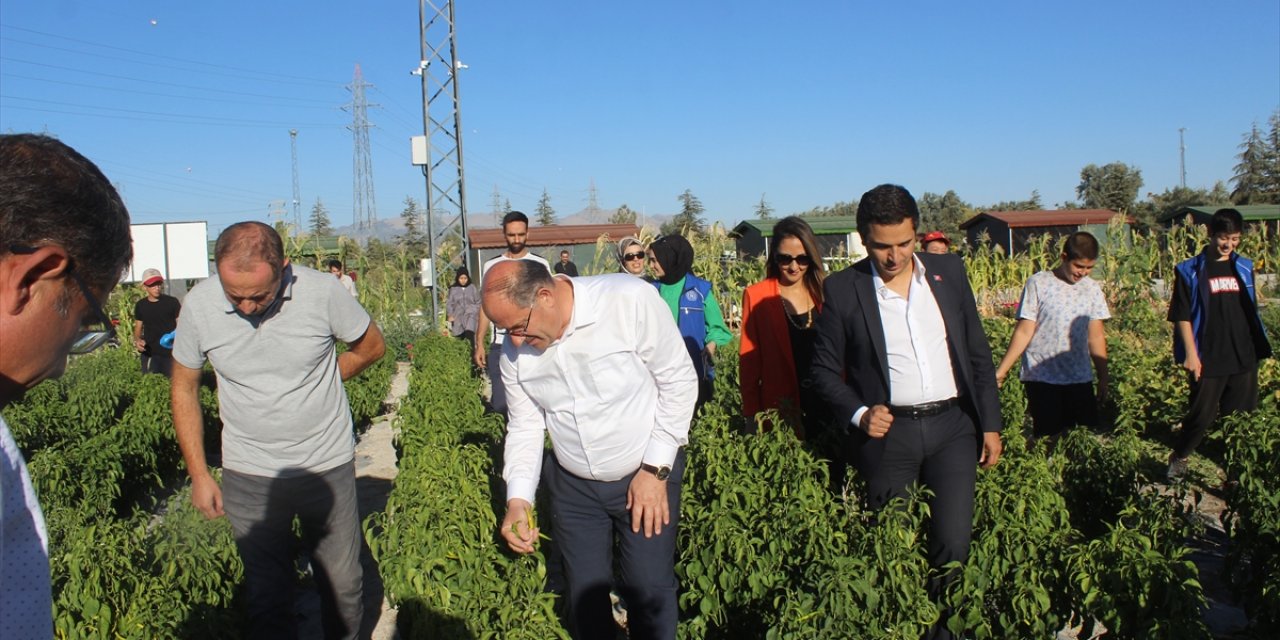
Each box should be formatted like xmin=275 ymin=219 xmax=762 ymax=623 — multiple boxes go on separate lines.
xmin=647 ymin=235 xmax=733 ymax=407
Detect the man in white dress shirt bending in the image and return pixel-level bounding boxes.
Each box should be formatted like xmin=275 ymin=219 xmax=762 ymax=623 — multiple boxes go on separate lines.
xmin=482 ymin=259 xmax=698 ymax=640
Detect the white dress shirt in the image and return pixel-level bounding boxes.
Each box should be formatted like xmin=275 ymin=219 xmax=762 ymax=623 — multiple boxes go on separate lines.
xmin=501 ymin=274 xmax=699 ymax=504
xmin=852 ymin=256 xmax=959 ymax=426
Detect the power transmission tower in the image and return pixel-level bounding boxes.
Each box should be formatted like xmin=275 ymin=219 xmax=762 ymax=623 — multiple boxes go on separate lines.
xmin=289 ymin=129 xmax=302 ymax=231
xmin=490 ymin=184 xmax=502 ymax=216
xmin=344 ymin=65 xmax=379 ymax=230
xmin=585 ymin=178 xmax=601 ymax=222
xmin=416 ymin=0 xmax=471 ymax=274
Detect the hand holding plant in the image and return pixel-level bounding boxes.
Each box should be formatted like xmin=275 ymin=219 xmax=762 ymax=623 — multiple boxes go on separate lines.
xmin=501 ymin=498 xmax=539 ymax=554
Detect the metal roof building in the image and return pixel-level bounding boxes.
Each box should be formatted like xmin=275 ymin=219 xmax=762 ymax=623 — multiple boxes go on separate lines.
xmin=467 ymin=223 xmax=641 ymax=271
xmin=1157 ymin=204 xmax=1280 ymax=234
xmin=731 ymin=216 xmax=867 ymax=261
xmin=959 ymin=209 xmax=1129 ymax=254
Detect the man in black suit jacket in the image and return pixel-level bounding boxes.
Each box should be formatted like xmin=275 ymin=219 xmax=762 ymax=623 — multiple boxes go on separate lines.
xmin=811 ymin=184 xmax=1002 ymax=639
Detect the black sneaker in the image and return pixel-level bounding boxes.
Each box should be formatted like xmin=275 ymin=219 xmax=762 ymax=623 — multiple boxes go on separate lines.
xmin=1166 ymin=456 xmax=1189 ymax=481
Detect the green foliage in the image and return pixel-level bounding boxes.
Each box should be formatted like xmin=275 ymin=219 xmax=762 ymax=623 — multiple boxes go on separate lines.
xmin=981 ymin=190 xmax=1043 ymax=213
xmin=789 ymin=200 xmax=857 ymax=218
xmin=51 ymin=486 xmax=244 ymax=639
xmin=536 ymin=188 xmax=556 ymax=226
xmin=368 ymin=335 xmax=566 ymax=639
xmin=7 ymin=324 xmax=396 ymax=638
xmin=918 ymin=190 xmax=973 ymax=237
xmin=1064 ymin=495 xmax=1207 ymax=639
xmin=664 ymin=188 xmax=707 ymax=235
xmin=1077 ymin=162 xmax=1144 ymax=214
xmin=309 ymin=197 xmax=332 ymax=237
xmin=397 ymin=196 xmax=427 ymax=255
xmin=754 ymin=194 xmax=774 ymax=220
xmin=1221 ymin=384 xmax=1280 ymax=633
xmin=610 ymin=203 xmax=638 ymax=225
xmin=343 ymin=348 xmax=396 ymax=429
xmin=1231 ymin=111 xmax=1280 ymax=205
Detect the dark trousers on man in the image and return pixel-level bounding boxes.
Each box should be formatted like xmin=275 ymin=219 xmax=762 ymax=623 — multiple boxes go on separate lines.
xmin=140 ymin=352 xmax=173 ymax=377
xmin=1173 ymin=369 xmax=1259 ymax=459
xmin=849 ymin=404 xmax=980 ymax=640
xmin=544 ymin=451 xmax=685 ymax=640
xmin=222 ymin=461 xmax=364 ymax=640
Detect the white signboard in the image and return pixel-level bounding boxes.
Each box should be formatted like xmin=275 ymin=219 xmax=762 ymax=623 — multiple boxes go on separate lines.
xmin=126 ymin=221 xmax=210 ymax=282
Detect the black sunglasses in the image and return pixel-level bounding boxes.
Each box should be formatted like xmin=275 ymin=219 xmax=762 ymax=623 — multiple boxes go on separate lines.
xmin=774 ymin=252 xmax=812 ymax=267
xmin=8 ymin=245 xmax=115 ymax=355
xmin=623 ymin=252 xmax=646 ymax=261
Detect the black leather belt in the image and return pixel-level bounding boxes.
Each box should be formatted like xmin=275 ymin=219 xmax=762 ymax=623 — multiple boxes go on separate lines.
xmin=889 ymin=397 xmax=958 ymax=419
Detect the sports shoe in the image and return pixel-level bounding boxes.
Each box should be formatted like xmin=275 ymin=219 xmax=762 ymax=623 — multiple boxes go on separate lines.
xmin=1166 ymin=456 xmax=1189 ymax=481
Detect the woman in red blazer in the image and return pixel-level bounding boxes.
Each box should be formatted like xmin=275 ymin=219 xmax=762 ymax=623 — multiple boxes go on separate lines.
xmin=739 ymin=216 xmax=828 ymax=439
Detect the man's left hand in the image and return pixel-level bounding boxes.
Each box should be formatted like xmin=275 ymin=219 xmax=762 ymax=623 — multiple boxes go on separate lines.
xmin=627 ymin=468 xmax=670 ymax=538
xmin=979 ymin=432 xmax=1003 ymax=469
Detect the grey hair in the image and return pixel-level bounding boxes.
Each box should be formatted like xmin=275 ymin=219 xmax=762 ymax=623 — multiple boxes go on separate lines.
xmin=490 ymin=259 xmax=554 ymax=307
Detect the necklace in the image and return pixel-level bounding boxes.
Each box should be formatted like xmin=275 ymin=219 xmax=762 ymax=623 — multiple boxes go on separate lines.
xmin=782 ymin=298 xmax=813 ymax=330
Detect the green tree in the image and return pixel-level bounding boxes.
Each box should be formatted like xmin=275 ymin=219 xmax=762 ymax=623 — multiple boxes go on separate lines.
xmin=397 ymin=196 xmax=427 ymax=255
xmin=1265 ymin=109 xmax=1280 ymax=201
xmin=793 ymin=200 xmax=858 ymax=217
xmin=1231 ymin=123 xmax=1269 ymax=204
xmin=663 ymin=188 xmax=706 ymax=235
xmin=535 ymin=189 xmax=556 ymax=226
xmin=983 ymin=190 xmax=1043 ymax=212
xmin=754 ymin=193 xmax=775 ymax=220
xmin=1233 ymin=112 xmax=1280 ymax=204
xmin=610 ymin=203 xmax=638 ymax=225
xmin=1135 ymin=183 xmax=1233 ymax=228
xmin=308 ymin=198 xmax=332 ymax=237
xmin=1077 ymin=162 xmax=1144 ymax=213
xmin=917 ymin=190 xmax=973 ymax=235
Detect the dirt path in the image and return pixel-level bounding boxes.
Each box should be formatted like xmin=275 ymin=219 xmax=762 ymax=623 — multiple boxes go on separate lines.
xmin=356 ymin=361 xmax=410 ymax=640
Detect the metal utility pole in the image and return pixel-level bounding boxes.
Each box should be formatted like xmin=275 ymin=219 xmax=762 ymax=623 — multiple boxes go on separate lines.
xmin=1178 ymin=127 xmax=1187 ymax=189
xmin=411 ymin=0 xmax=471 ymax=327
xmin=415 ymin=0 xmax=471 ymax=274
xmin=345 ymin=65 xmax=379 ymax=230
xmin=289 ymin=129 xmax=302 ymax=231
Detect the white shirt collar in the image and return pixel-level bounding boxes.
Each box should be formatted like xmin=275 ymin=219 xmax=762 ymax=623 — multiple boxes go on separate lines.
xmin=870 ymin=254 xmax=928 ymax=299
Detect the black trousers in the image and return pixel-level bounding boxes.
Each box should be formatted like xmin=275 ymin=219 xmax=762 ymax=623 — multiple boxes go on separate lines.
xmin=1173 ymin=368 xmax=1259 ymax=459
xmin=1024 ymin=381 xmax=1098 ymax=437
xmin=848 ymin=405 xmax=980 ymax=640
xmin=140 ymin=352 xmax=173 ymax=377
xmin=544 ymin=451 xmax=685 ymax=640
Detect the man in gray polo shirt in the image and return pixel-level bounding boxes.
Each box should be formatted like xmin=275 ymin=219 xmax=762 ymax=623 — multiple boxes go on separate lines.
xmin=171 ymin=221 xmax=385 ymax=640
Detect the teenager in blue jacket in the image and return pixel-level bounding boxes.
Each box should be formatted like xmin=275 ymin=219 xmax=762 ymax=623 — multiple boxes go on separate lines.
xmin=1166 ymin=208 xmax=1272 ymax=479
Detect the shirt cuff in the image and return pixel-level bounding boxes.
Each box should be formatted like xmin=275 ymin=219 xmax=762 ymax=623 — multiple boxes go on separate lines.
xmin=642 ymin=439 xmax=680 ymax=468
xmin=505 ymin=477 xmax=539 ymax=506
xmin=851 ymin=406 xmax=869 ymax=430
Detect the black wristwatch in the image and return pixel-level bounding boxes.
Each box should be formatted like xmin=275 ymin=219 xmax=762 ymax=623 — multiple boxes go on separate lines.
xmin=640 ymin=462 xmax=671 ymax=481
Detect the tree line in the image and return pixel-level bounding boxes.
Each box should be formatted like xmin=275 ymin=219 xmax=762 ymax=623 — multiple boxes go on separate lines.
xmin=305 ymin=109 xmax=1280 ymax=241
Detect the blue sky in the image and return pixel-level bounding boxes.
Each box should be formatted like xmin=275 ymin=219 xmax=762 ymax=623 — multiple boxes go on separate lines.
xmin=2 ymin=1 xmax=1277 ymax=236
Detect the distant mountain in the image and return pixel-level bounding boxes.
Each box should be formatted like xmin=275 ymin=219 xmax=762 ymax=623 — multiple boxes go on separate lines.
xmin=332 ymin=208 xmax=673 ymax=239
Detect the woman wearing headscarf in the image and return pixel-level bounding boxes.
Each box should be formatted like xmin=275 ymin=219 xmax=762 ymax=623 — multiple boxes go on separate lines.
xmin=647 ymin=235 xmax=732 ymax=406
xmin=739 ymin=217 xmax=829 ymax=440
xmin=446 ymin=266 xmax=481 ymax=351
xmin=617 ymin=235 xmax=647 ymax=277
